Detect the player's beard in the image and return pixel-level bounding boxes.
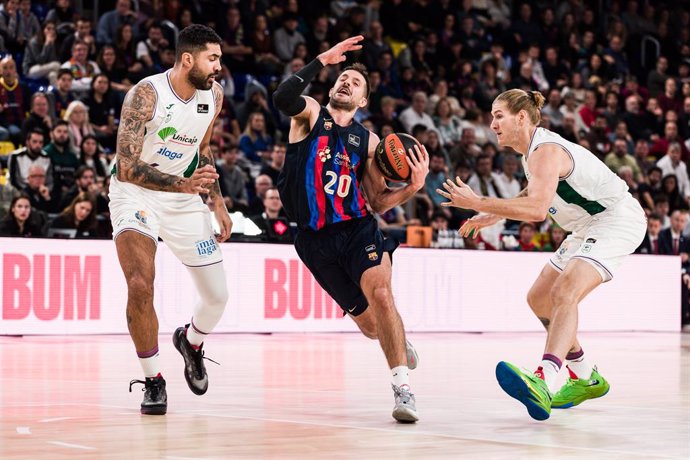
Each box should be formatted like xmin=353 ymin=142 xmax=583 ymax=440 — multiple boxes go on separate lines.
xmin=329 ymin=94 xmax=356 ymax=111
xmin=188 ymin=64 xmax=217 ymax=90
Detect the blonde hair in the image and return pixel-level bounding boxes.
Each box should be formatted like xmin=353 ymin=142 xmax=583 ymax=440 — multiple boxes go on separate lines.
xmin=64 ymin=100 xmax=91 ymax=125
xmin=495 ymin=89 xmax=545 ymax=125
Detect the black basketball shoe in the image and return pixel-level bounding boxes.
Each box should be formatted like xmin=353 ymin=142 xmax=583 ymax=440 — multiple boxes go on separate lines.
xmin=173 ymin=325 xmax=214 ymax=395
xmin=129 ymin=374 xmax=167 ymax=415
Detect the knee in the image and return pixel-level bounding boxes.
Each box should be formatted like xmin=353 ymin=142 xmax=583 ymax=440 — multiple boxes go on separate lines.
xmin=127 ymin=274 xmax=154 ymax=302
xmin=204 ymin=282 xmax=229 ymax=308
xmin=526 ymin=287 xmax=543 ymax=310
xmin=549 ymin=280 xmax=578 ymax=308
xmin=370 ymin=287 xmax=395 ymax=313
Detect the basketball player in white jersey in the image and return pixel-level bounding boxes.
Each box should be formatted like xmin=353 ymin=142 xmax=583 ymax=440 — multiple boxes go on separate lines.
xmin=437 ymin=89 xmax=646 ymax=421
xmin=109 ymin=25 xmax=232 ymax=415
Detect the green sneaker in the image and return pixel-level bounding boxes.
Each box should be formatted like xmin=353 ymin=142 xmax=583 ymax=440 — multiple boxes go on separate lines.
xmin=552 ymin=367 xmax=610 ymax=409
xmin=495 ymin=361 xmax=552 ymax=421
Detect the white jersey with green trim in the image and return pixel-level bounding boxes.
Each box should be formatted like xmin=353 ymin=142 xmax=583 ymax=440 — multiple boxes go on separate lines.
xmin=138 ymin=70 xmax=215 ymax=177
xmin=521 ymin=127 xmax=629 ymax=232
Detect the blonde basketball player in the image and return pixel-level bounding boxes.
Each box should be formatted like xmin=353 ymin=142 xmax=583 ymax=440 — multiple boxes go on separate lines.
xmin=109 ymin=25 xmax=232 ymax=415
xmin=437 ymin=89 xmax=646 ymax=420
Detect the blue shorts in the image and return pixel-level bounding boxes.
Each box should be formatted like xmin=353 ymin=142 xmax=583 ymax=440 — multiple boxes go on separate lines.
xmin=294 ymin=215 xmax=398 ymax=316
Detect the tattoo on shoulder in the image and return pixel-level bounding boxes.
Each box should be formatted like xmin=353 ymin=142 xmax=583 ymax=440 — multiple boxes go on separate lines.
xmin=213 ymin=82 xmax=223 ymax=115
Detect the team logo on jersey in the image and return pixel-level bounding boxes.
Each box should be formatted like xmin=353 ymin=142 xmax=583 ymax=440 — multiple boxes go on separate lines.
xmin=334 ymin=152 xmax=351 ymax=168
xmin=348 ymin=134 xmax=360 ymax=147
xmin=549 ymin=207 xmax=557 ymax=215
xmin=135 ymin=210 xmax=148 ymax=225
xmin=323 ymin=120 xmax=333 ymax=130
xmin=197 ymin=104 xmax=209 ymax=114
xmin=195 ymin=237 xmax=218 ymax=257
xmin=165 ymin=103 xmax=175 ymax=110
xmin=318 ymin=146 xmax=331 ymax=162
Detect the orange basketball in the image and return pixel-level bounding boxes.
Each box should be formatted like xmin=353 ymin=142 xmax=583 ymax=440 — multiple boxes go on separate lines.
xmin=374 ymin=133 xmax=421 ymax=182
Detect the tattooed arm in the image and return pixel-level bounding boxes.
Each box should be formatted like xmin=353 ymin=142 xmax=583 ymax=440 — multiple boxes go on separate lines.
xmin=115 ymin=82 xmax=217 ymax=193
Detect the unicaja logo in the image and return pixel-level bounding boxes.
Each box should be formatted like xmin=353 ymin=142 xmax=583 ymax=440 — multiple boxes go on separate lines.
xmin=158 ymin=126 xmax=177 ymax=141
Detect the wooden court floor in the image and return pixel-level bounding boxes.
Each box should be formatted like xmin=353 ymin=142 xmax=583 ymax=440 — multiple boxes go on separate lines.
xmin=1 ymin=332 xmax=688 ymax=459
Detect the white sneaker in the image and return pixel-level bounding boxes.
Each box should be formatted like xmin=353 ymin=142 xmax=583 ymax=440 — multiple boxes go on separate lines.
xmin=392 ymin=384 xmax=419 ymax=423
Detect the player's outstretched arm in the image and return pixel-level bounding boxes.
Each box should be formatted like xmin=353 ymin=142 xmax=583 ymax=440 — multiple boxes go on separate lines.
xmin=116 ymin=82 xmax=217 ymax=193
xmin=437 ymin=146 xmax=564 ymax=221
xmin=362 ymin=133 xmax=430 ymax=214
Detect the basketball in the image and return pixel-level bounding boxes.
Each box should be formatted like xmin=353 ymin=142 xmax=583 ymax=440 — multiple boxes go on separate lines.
xmin=374 ymin=133 xmax=421 ymax=182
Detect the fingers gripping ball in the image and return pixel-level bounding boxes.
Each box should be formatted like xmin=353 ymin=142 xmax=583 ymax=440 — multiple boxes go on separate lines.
xmin=374 ymin=133 xmax=421 ymax=182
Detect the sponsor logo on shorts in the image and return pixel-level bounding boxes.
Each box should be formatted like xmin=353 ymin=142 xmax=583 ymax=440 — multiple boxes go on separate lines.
xmin=195 ymin=237 xmax=218 ymax=257
xmin=135 ymin=210 xmax=148 ymax=225
xmin=586 ymin=238 xmax=597 ymax=244
xmin=582 ymin=244 xmax=592 ymax=253
xmin=365 ymin=244 xmax=378 ymax=261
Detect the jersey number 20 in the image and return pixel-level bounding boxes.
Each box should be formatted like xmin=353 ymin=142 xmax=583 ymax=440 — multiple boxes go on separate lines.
xmin=324 ymin=171 xmax=352 ymax=198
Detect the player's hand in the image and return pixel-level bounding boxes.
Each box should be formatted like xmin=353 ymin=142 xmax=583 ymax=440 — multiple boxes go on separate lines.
xmin=436 ymin=176 xmax=480 ymax=210
xmin=407 ymin=144 xmax=429 ymax=191
xmin=214 ymin=206 xmax=233 ymax=243
xmin=459 ymin=213 xmax=502 ymax=238
xmin=317 ymin=36 xmax=363 ymax=66
xmin=181 ymin=165 xmax=218 ymax=194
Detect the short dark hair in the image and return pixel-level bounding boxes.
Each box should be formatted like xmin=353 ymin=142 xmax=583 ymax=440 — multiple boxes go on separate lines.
xmin=26 ymin=128 xmax=45 ymax=141
xmin=648 ymin=166 xmax=662 ymax=175
xmin=176 ymin=24 xmax=222 ymax=61
xmin=75 ymin=165 xmax=95 ymax=179
xmin=342 ymin=63 xmax=370 ymax=98
xmin=57 ymin=68 xmax=73 ymax=79
xmin=648 ymin=213 xmax=662 ymax=222
xmin=53 ymin=119 xmax=69 ymax=130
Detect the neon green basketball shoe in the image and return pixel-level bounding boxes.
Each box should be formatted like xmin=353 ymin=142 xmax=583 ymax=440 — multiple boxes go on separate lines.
xmin=552 ymin=367 xmax=610 ymax=409
xmin=495 ymin=361 xmax=552 ymax=421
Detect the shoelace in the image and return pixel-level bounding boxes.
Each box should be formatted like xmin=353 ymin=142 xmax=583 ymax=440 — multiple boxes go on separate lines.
xmin=129 ymin=379 xmax=146 ymax=393
xmin=128 ymin=378 xmax=162 ymax=399
xmin=191 ymin=349 xmax=220 ymax=379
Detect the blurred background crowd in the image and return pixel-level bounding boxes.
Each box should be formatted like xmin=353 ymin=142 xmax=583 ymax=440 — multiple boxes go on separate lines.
xmin=0 ymin=0 xmax=688 ymax=270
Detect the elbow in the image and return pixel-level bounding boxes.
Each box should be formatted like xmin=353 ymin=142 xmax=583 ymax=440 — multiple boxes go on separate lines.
xmin=529 ymin=204 xmax=550 ymax=222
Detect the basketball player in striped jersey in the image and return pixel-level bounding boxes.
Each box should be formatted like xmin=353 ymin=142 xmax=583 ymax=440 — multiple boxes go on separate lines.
xmin=273 ymin=36 xmax=429 ymax=422
xmin=438 ymin=89 xmax=646 ymax=420
xmin=110 ymin=25 xmax=233 ymax=415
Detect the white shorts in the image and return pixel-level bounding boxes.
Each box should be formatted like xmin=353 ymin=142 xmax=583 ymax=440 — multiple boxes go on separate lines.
xmin=549 ymin=196 xmax=646 ymax=282
xmin=109 ymin=177 xmax=223 ymax=267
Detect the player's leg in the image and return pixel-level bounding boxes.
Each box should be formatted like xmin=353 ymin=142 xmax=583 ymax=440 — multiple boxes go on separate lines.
xmin=348 ymin=309 xmax=419 ymax=370
xmin=160 ymin=198 xmax=228 ymax=395
xmin=116 ymin=230 xmax=167 ymax=415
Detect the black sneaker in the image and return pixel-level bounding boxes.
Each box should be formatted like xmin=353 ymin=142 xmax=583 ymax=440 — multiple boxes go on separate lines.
xmin=173 ymin=325 xmax=214 ymax=395
xmin=129 ymin=374 xmax=167 ymax=415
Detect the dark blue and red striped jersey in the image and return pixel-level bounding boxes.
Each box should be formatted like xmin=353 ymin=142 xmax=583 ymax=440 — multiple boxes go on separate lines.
xmin=278 ymin=107 xmax=370 ymax=231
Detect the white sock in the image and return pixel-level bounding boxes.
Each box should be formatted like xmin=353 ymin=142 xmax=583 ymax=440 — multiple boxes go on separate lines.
xmin=539 ymin=359 xmax=561 ymax=394
xmin=186 ymin=320 xmax=208 ymax=348
xmin=566 ymin=352 xmax=593 ymax=380
xmin=392 ymin=365 xmax=410 ymax=389
xmin=137 ymin=346 xmax=161 ymax=378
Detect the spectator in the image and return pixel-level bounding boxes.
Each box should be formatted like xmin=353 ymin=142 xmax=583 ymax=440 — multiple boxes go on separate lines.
xmin=23 ymin=20 xmax=61 ymax=79
xmin=493 ymin=154 xmax=521 ymax=199
xmin=63 ymin=100 xmax=95 ymax=155
xmin=0 ymin=194 xmax=47 ymax=237
xmin=578 ymin=89 xmax=600 ymax=130
xmin=274 ymin=12 xmax=306 ymax=63
xmin=21 ymin=165 xmax=55 ymax=213
xmin=0 ymin=55 xmax=29 ymax=144
xmin=96 ymin=0 xmax=138 ymax=45
xmin=219 ymin=7 xmax=252 ymax=72
xmin=46 ymin=68 xmax=76 ymax=119
xmin=659 ymin=210 xmax=690 ymax=258
xmin=78 ymin=134 xmax=108 ymax=179
xmin=541 ymin=224 xmax=567 ymax=252
xmin=621 ymin=95 xmax=650 ymax=141
xmin=636 ymin=213 xmax=663 ymax=254
xmin=260 ymin=143 xmax=286 ymax=185
xmin=114 ymin=23 xmax=142 ymax=80
xmin=96 ymin=44 xmax=131 ymax=93
xmin=44 ymin=0 xmax=75 ymax=28
xmin=602 ymin=91 xmax=621 ymax=129
xmin=425 ymin=150 xmax=449 ymax=207
xmin=605 ymin=138 xmax=642 ymax=181
xmin=238 ymin=84 xmax=276 ymax=139
xmin=21 ymin=92 xmax=53 ymax=141
xmin=399 ymin=91 xmax=437 ymax=134
xmin=44 ymin=120 xmax=79 ymax=196
xmin=82 ymin=74 xmax=118 ymax=150
xmin=638 ymin=166 xmax=663 ymax=210
xmin=658 ymin=78 xmax=683 ymax=115
xmin=49 ymin=191 xmax=97 ymax=238
xmin=61 ymin=39 xmax=101 ymax=94
xmin=239 ymin=112 xmax=272 ymax=164
xmin=60 ymin=16 xmax=97 ymax=62
xmin=218 ymin=145 xmax=249 ymax=213
xmin=8 ymin=129 xmax=52 ymax=191
xmin=633 ymin=139 xmax=656 ymax=177
xmin=514 ymin=221 xmax=539 ymax=251
xmin=433 ymin=97 xmax=463 ymax=148
xmin=449 ymin=127 xmax=482 ymax=168
xmin=660 ymin=174 xmax=689 ymax=213
xmin=0 ymin=0 xmax=21 ymax=54
xmin=542 ymin=88 xmax=564 ymax=129
xmin=586 ymin=114 xmax=611 ymax=160
xmin=136 ymin=22 xmax=169 ymax=75
xmin=603 ymin=34 xmax=629 ymax=78
xmin=58 ymin=164 xmax=98 ymax=210
xmin=248 ymin=174 xmax=273 ymax=216
xmin=249 ymin=187 xmax=292 ymax=243
xmin=250 ymin=14 xmax=282 ymax=76
xmin=468 ymin=154 xmax=502 ymax=199
xmin=679 ymin=96 xmax=690 ymax=140
xmin=648 ymin=56 xmax=669 ymax=97
xmin=657 ymin=143 xmax=690 ymax=200
xmin=369 ymin=96 xmax=405 ymax=134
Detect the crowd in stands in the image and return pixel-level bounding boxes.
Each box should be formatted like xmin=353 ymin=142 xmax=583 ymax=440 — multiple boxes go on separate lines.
xmin=0 ymin=0 xmax=689 ymax=263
